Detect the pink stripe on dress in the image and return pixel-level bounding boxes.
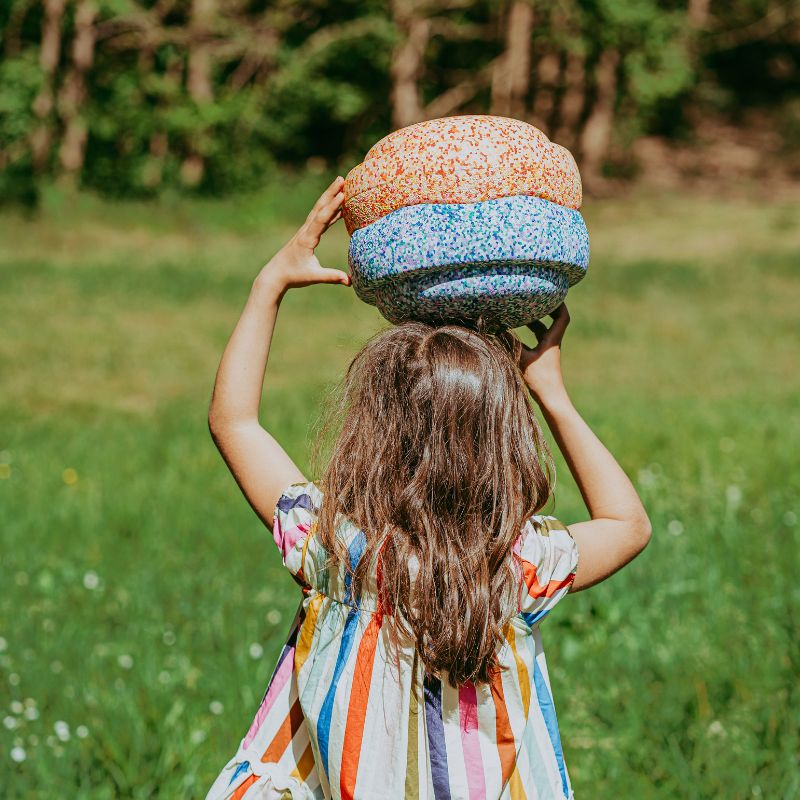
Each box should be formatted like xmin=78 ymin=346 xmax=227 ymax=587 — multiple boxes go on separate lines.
xmin=459 ymin=682 xmax=486 ymax=800
xmin=274 ymin=523 xmax=311 ymax=560
xmin=242 ymin=644 xmax=295 ymax=749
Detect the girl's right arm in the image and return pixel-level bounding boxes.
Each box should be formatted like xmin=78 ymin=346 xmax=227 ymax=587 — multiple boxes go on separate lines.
xmin=519 ymin=304 xmax=652 ymax=592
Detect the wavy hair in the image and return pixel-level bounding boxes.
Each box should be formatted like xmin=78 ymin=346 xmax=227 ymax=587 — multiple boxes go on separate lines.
xmin=313 ymin=321 xmax=553 ymax=687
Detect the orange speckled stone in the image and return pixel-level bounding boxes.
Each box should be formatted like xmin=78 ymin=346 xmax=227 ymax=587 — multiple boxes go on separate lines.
xmin=342 ymin=115 xmax=582 ymax=234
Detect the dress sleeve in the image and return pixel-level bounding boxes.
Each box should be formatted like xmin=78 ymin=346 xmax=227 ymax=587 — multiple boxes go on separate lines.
xmin=516 ymin=514 xmax=579 ymax=625
xmin=272 ymin=481 xmax=324 ymax=586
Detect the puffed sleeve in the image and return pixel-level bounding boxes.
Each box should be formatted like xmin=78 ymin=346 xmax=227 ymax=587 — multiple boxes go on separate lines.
xmin=272 ymin=481 xmax=326 ymax=589
xmin=515 ymin=514 xmax=579 ymax=626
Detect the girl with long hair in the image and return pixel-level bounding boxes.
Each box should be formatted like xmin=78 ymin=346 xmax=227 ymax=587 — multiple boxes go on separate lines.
xmin=205 ymin=176 xmax=651 ymax=799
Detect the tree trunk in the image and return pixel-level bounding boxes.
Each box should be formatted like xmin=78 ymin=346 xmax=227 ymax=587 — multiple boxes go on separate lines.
xmin=490 ymin=0 xmax=533 ymax=119
xmin=58 ymin=0 xmax=98 ymax=176
xmin=553 ymin=47 xmax=586 ymax=149
xmin=390 ymin=0 xmax=431 ymax=129
xmin=688 ymin=0 xmax=711 ymax=28
xmin=31 ymin=0 xmax=66 ymax=171
xmin=187 ymin=0 xmax=215 ymax=103
xmin=578 ymin=48 xmax=619 ymax=187
xmin=530 ymin=51 xmax=560 ymax=134
xmin=182 ymin=0 xmax=216 ymax=186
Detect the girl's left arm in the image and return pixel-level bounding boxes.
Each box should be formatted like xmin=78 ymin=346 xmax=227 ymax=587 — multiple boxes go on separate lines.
xmin=208 ymin=176 xmax=351 ymax=530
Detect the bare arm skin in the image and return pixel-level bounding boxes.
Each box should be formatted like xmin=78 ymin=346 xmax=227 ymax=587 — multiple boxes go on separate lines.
xmin=208 ymin=176 xmax=350 ymax=529
xmin=519 ymin=305 xmax=652 ymax=592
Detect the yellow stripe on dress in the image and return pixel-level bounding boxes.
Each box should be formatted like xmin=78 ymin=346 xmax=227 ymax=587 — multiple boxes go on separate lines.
xmin=405 ymin=652 xmax=420 ymax=798
xmin=296 ymin=593 xmax=323 ymax=674
xmin=290 ymin=742 xmax=316 ymax=783
xmin=507 ymin=762 xmax=528 ymax=799
xmin=506 ymin=623 xmax=531 ymax=716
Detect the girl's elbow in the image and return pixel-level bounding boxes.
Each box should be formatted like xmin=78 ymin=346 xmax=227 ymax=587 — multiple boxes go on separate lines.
xmin=632 ymin=511 xmax=653 ymax=552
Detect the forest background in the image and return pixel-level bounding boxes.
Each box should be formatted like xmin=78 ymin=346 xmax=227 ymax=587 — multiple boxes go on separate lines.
xmin=2 ymin=0 xmax=800 ymax=201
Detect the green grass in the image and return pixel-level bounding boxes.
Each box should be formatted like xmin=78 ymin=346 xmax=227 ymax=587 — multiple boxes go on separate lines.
xmin=1 ymin=176 xmax=799 ymax=798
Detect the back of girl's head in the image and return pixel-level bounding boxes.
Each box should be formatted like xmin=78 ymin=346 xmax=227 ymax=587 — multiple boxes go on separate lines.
xmin=315 ymin=321 xmax=553 ymax=686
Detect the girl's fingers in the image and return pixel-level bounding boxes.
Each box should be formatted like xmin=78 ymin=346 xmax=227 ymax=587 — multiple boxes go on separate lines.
xmin=324 ymin=207 xmax=343 ymax=232
xmin=526 ymin=304 xmax=570 ymax=346
xmin=527 ymin=320 xmax=547 ymax=343
xmin=307 ymin=176 xmax=345 ymax=221
xmin=546 ymin=304 xmax=570 ymax=342
xmin=318 ymin=267 xmax=351 ymax=286
xmin=303 ymin=190 xmax=345 ymax=244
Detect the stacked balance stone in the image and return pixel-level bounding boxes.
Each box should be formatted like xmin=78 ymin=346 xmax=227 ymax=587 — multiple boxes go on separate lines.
xmin=342 ymin=115 xmax=589 ymax=330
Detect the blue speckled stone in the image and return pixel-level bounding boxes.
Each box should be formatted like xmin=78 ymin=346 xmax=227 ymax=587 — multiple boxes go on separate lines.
xmin=348 ymin=194 xmax=589 ymax=328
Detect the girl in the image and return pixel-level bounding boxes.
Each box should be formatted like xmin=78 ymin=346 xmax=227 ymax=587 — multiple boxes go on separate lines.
xmin=205 ymin=176 xmax=651 ymax=800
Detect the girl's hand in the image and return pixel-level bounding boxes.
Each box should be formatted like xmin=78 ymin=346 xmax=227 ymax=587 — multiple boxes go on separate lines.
xmin=257 ymin=175 xmax=351 ymax=295
xmin=518 ymin=303 xmax=570 ymax=408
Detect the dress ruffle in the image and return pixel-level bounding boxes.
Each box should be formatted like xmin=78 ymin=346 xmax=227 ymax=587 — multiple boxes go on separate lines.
xmin=204 ymin=751 xmax=316 ymax=800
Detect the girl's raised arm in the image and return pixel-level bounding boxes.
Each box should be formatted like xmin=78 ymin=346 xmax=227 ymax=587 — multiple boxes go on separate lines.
xmin=519 ymin=305 xmax=652 ymax=592
xmin=208 ymin=176 xmax=351 ymax=530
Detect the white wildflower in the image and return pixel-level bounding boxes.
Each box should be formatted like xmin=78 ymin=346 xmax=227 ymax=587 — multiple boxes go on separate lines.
xmin=83 ymin=571 xmax=100 ymax=590
xmin=249 ymin=643 xmax=264 ymax=660
xmin=726 ymin=485 xmax=742 ymax=506
xmin=10 ymin=746 xmax=26 ymax=763
xmin=266 ymin=610 xmax=282 ymax=625
xmin=667 ymin=519 xmax=684 ymax=536
xmin=54 ymin=720 xmax=70 ymax=742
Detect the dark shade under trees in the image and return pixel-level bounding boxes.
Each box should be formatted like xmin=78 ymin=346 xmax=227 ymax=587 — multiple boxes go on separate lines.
xmin=1 ymin=0 xmax=799 ymax=203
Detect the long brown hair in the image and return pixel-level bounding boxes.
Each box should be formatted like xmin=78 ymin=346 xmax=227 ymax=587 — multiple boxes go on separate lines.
xmin=313 ymin=321 xmax=553 ymax=686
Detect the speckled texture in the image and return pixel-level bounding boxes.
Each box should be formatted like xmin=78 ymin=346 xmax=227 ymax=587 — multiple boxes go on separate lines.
xmin=343 ymin=115 xmax=581 ymax=234
xmin=349 ymin=195 xmax=589 ymax=329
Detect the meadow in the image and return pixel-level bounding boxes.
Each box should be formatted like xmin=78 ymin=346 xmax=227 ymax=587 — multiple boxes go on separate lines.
xmin=1 ymin=174 xmax=798 ymax=799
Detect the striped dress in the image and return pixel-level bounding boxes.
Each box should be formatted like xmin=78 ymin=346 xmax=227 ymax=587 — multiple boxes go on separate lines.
xmin=205 ymin=481 xmax=579 ymax=800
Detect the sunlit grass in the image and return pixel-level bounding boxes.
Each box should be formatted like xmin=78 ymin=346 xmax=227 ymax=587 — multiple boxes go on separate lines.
xmin=1 ymin=176 xmax=798 ymax=798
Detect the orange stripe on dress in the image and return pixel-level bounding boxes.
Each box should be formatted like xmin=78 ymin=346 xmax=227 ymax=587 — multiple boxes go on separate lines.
xmin=260 ymin=697 xmax=304 ymax=764
xmin=338 ymin=613 xmax=381 ymax=799
xmin=521 ymin=560 xmax=575 ymax=598
xmin=230 ymin=773 xmax=258 ymax=800
xmin=339 ymin=537 xmax=390 ymax=800
xmin=490 ymin=669 xmax=517 ymax=788
xmin=291 ymin=742 xmax=316 ymax=782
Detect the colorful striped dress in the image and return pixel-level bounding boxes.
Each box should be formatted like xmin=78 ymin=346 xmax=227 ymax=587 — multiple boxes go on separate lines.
xmin=205 ymin=481 xmax=579 ymax=800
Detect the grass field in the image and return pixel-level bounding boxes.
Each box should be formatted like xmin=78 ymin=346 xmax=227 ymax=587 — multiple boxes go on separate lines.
xmin=1 ymin=175 xmax=799 ymax=799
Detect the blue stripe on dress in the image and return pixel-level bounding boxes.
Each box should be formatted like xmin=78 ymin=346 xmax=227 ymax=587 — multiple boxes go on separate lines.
xmin=343 ymin=530 xmax=367 ymax=604
xmin=277 ymin=490 xmax=315 ymax=515
xmin=423 ymin=673 xmax=452 ymax=800
xmin=533 ymin=660 xmax=569 ymax=797
xmin=227 ymin=760 xmax=251 ymax=786
xmin=521 ymin=609 xmax=550 ymax=628
xmin=316 ymin=532 xmax=367 ymax=776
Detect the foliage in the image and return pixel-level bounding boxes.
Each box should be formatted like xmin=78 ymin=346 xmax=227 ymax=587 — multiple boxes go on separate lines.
xmin=0 ymin=1 xmax=798 ymax=202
